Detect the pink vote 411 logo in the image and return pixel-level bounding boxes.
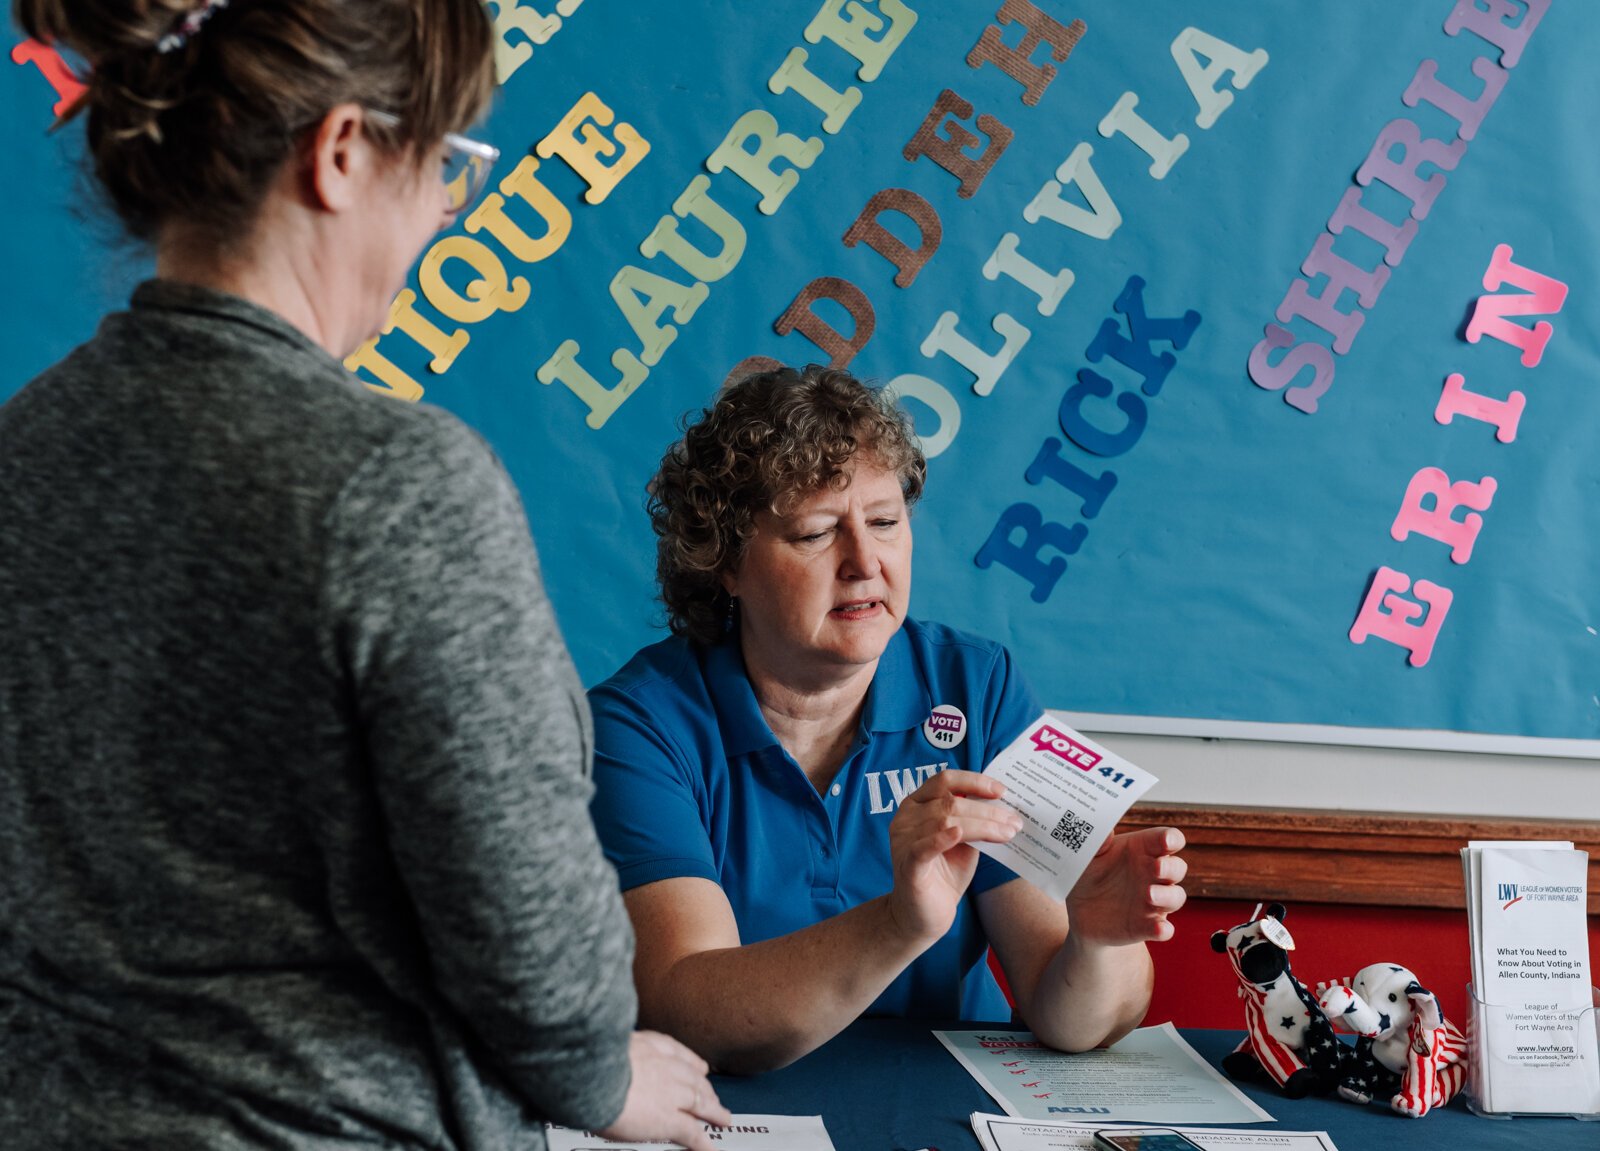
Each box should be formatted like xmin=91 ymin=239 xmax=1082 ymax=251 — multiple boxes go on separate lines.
xmin=1029 ymin=724 xmax=1101 ymax=771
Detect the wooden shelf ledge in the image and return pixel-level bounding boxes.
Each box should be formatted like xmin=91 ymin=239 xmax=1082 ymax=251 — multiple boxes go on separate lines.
xmin=1121 ymin=802 xmax=1600 ymax=913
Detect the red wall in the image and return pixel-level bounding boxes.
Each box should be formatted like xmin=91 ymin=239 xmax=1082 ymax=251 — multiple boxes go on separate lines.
xmin=1142 ymin=897 xmax=1600 ymax=1031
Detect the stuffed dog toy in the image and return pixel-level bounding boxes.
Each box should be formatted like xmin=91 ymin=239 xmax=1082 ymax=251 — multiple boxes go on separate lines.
xmin=1211 ymin=902 xmax=1345 ymax=1098
xmin=1316 ymin=962 xmax=1466 ymax=1117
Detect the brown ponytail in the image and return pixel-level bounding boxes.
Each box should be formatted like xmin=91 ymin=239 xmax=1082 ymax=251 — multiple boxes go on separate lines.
xmin=13 ymin=0 xmax=495 ymax=247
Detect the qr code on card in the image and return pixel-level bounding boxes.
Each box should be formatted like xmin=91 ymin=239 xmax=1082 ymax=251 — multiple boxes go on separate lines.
xmin=1050 ymin=808 xmax=1094 ymax=851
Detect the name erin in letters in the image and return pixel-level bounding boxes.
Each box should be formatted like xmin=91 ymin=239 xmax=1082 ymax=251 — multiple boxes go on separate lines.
xmin=1348 ymin=244 xmax=1567 ymax=668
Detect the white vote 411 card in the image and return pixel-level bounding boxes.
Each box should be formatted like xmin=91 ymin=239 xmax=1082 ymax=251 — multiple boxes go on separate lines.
xmin=977 ymin=716 xmax=1156 ymax=901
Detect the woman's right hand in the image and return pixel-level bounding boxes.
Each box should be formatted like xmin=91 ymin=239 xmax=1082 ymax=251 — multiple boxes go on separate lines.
xmin=598 ymin=1030 xmax=731 ymax=1151
xmin=885 ymin=770 xmax=1023 ymax=944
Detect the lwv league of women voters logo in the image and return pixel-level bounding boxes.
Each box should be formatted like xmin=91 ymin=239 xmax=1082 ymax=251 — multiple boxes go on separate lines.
xmin=1498 ymin=882 xmax=1582 ymax=910
xmin=923 ymin=705 xmax=966 ymax=749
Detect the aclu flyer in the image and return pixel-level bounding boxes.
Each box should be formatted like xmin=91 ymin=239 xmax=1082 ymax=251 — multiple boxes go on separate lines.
xmin=977 ymin=717 xmax=1156 ymax=901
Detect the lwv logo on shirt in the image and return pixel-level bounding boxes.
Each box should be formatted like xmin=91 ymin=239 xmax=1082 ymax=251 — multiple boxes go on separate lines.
xmin=865 ymin=762 xmax=947 ymax=814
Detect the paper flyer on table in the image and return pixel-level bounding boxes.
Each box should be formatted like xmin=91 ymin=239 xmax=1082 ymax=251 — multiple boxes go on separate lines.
xmin=971 ymin=1114 xmax=1338 ymax=1151
xmin=936 ymin=1023 xmax=1273 ymax=1125
xmin=545 ymin=1116 xmax=835 ymax=1151
xmin=977 ymin=715 xmax=1157 ymax=901
xmin=1464 ymin=841 xmax=1599 ymax=1115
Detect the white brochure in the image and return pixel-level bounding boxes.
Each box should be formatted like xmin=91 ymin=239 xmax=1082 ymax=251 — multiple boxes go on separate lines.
xmin=971 ymin=1114 xmax=1339 ymax=1151
xmin=545 ymin=1116 xmax=835 ymax=1151
xmin=977 ymin=715 xmax=1157 ymax=901
xmin=1461 ymin=839 xmax=1573 ymax=993
xmin=1463 ymin=841 xmax=1599 ymax=1115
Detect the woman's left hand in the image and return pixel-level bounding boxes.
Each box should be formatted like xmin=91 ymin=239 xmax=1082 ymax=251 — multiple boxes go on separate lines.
xmin=1063 ymin=825 xmax=1187 ymax=947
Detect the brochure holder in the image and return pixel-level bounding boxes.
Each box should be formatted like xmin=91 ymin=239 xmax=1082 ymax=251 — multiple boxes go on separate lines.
xmin=1464 ymin=983 xmax=1600 ymax=1121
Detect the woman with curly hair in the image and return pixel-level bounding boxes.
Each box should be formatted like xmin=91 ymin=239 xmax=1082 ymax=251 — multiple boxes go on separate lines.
xmin=0 ymin=1 xmax=724 ymax=1147
xmin=589 ymin=364 xmax=1188 ymax=1074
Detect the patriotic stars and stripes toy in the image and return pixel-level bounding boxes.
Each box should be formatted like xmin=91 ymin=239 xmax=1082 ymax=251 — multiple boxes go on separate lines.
xmin=1210 ymin=902 xmax=1347 ymax=1099
xmin=1316 ymin=962 xmax=1466 ymax=1118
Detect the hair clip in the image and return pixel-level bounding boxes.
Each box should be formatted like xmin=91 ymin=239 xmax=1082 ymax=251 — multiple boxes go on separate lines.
xmin=156 ymin=0 xmax=232 ymax=54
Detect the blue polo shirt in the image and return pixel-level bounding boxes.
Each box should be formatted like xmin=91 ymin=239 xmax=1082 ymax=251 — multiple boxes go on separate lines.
xmin=588 ymin=617 xmax=1043 ymax=1022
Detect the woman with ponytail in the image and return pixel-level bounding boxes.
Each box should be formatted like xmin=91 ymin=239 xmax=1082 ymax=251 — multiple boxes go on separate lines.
xmin=0 ymin=4 xmax=725 ymax=1148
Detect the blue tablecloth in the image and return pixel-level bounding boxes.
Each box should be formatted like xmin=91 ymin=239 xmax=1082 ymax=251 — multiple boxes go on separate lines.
xmin=709 ymin=1021 xmax=1595 ymax=1151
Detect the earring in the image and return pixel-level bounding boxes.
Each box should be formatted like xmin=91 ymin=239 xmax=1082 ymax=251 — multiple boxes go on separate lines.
xmin=724 ymin=594 xmax=738 ymax=633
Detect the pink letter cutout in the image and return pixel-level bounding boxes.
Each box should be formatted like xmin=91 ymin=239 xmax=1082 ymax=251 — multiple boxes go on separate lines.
xmin=1435 ymin=372 xmax=1524 ymax=442
xmin=10 ymin=39 xmax=85 ymax=118
xmin=1349 ymin=566 xmax=1454 ymax=668
xmin=1465 ymin=243 xmax=1568 ymax=367
xmin=1390 ymin=467 xmax=1497 ymax=563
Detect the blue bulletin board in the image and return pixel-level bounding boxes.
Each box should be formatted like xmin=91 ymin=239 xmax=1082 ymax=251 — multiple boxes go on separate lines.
xmin=6 ymin=1 xmax=1598 ymax=749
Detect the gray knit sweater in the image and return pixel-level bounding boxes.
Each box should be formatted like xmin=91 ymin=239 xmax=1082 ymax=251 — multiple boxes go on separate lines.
xmin=0 ymin=281 xmax=636 ymax=1150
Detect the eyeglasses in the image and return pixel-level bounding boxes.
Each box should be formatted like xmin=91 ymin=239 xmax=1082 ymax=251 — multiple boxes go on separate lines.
xmin=364 ymin=109 xmax=500 ymax=216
